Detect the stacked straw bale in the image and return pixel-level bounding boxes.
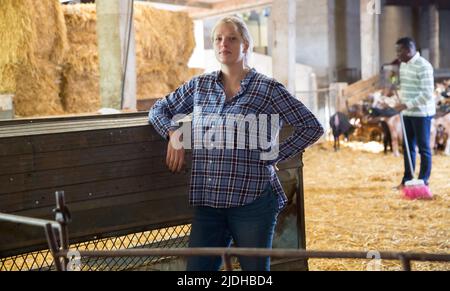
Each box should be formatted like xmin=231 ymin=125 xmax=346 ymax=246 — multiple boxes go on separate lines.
xmin=134 ymin=3 xmax=198 ymax=99
xmin=0 ymin=0 xmax=36 ymax=94
xmin=0 ymin=1 xmax=199 ymax=117
xmin=62 ymin=3 xmax=200 ymax=110
xmin=14 ymin=60 xmax=65 ymax=116
xmin=0 ymin=0 xmax=67 ymax=117
xmin=61 ymin=4 xmax=100 ymax=113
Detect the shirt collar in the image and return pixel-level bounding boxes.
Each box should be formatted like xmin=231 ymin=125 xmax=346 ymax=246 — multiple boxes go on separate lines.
xmin=407 ymin=52 xmax=420 ymax=64
xmin=241 ymin=68 xmax=256 ymax=87
xmin=213 ymin=68 xmax=256 ymax=86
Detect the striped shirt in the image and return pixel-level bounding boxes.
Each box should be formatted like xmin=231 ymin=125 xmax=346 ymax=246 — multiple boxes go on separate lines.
xmin=399 ymin=52 xmax=436 ymax=117
xmin=149 ymin=68 xmax=324 ymax=210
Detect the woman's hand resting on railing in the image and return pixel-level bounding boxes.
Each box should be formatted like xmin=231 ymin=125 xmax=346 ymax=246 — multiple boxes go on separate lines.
xmin=166 ymin=130 xmax=185 ymax=173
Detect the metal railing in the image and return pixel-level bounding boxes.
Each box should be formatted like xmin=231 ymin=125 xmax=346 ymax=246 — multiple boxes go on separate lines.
xmin=59 ymin=248 xmax=450 ymax=272
xmin=1 ymin=192 xmax=449 ymax=271
xmin=0 ymin=191 xmax=70 ymax=271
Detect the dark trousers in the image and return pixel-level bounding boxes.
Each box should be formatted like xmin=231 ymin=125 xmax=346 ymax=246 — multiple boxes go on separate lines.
xmin=186 ymin=184 xmax=279 ymax=271
xmin=401 ymin=116 xmax=433 ymax=185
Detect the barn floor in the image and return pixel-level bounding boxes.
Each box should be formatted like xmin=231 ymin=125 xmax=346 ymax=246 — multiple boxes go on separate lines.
xmin=303 ymin=141 xmax=450 ymax=271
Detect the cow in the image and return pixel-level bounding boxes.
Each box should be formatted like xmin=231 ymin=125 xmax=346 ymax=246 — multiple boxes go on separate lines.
xmin=329 ymin=112 xmax=355 ymax=151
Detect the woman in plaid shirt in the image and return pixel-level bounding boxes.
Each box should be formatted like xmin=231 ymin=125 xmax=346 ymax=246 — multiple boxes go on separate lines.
xmin=149 ymin=16 xmax=323 ymax=271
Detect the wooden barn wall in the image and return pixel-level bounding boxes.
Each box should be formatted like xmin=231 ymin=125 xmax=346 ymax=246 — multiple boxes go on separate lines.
xmin=0 ymin=113 xmax=193 ymax=257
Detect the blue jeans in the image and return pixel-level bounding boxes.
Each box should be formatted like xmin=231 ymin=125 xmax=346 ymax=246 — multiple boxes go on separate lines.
xmin=186 ymin=184 xmax=279 ymax=271
xmin=401 ymin=116 xmax=433 ymax=185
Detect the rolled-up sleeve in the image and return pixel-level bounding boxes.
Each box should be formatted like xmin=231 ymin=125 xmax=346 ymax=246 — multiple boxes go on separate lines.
xmin=270 ymin=83 xmax=324 ymax=163
xmin=148 ymin=78 xmax=196 ymax=139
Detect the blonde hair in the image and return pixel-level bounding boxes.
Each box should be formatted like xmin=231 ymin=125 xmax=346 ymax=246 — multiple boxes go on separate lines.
xmin=211 ymin=16 xmax=254 ymax=67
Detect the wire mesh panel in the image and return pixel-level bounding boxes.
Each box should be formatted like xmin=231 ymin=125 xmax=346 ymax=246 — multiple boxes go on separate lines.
xmin=0 ymin=224 xmax=191 ymax=271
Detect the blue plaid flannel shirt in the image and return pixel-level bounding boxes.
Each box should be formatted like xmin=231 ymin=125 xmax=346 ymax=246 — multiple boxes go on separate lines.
xmin=149 ymin=68 xmax=324 ymax=209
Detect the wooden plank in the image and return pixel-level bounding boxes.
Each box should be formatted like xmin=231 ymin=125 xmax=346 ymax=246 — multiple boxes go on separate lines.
xmin=0 ymin=140 xmax=168 ymax=176
xmin=0 ymin=117 xmax=150 ymax=138
xmin=0 ymin=112 xmax=149 ymax=127
xmin=0 ymin=171 xmax=191 ymax=213
xmin=0 ymin=155 xmax=193 ymax=195
xmin=344 ymin=75 xmax=379 ymax=95
xmin=0 ymin=126 xmax=161 ymax=157
xmin=0 ymin=191 xmax=193 ymax=257
xmin=344 ymin=75 xmax=380 ymax=105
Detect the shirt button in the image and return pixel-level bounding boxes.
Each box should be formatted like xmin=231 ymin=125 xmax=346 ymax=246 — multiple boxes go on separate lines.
xmin=209 ymin=160 xmax=213 ymax=164
xmin=208 ymin=178 xmax=212 ymax=182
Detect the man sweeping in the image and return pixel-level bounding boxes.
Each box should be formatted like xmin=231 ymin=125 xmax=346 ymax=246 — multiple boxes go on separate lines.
xmin=393 ymin=37 xmax=435 ymax=199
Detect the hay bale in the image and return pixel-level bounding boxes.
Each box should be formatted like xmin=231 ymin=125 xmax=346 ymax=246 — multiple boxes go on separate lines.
xmin=134 ymin=4 xmax=195 ymax=69
xmin=0 ymin=64 xmax=17 ymax=93
xmin=0 ymin=0 xmax=67 ymax=67
xmin=62 ymin=69 xmax=100 ymax=114
xmin=1 ymin=1 xmax=196 ymax=115
xmin=0 ymin=0 xmax=36 ymax=68
xmin=33 ymin=0 xmax=68 ymax=63
xmin=0 ymin=0 xmax=36 ymax=94
xmin=61 ymin=4 xmax=100 ymax=113
xmin=167 ymin=66 xmax=204 ymax=91
xmin=134 ymin=4 xmax=196 ymax=98
xmin=137 ymin=72 xmax=171 ymax=99
xmin=63 ymin=4 xmax=98 ymax=75
xmin=0 ymin=0 xmax=68 ymax=116
xmin=136 ymin=66 xmax=204 ymax=99
xmin=58 ymin=3 xmax=196 ymax=112
xmin=14 ymin=60 xmax=64 ymax=117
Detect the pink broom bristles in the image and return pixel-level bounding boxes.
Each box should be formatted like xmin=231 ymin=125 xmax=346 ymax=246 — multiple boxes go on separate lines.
xmin=402 ymin=184 xmax=433 ymax=200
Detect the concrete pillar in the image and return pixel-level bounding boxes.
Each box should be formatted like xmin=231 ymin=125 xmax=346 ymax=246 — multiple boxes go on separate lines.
xmin=96 ymin=0 xmax=136 ymax=110
xmin=360 ymin=0 xmax=381 ymax=80
xmin=380 ymin=5 xmax=413 ymax=65
xmin=429 ymin=4 xmax=440 ymax=69
xmin=295 ymin=0 xmax=332 ymax=87
xmin=271 ymin=0 xmax=296 ymax=94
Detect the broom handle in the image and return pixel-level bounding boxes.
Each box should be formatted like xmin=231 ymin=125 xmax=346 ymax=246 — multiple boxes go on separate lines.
xmin=399 ymin=112 xmax=415 ymax=178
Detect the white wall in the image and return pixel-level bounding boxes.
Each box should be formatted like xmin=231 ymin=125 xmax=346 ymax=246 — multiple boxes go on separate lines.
xmin=188 ymin=19 xmax=206 ymax=69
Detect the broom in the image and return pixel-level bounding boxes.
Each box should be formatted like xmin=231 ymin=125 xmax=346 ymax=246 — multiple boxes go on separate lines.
xmin=399 ymin=113 xmax=433 ymax=200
